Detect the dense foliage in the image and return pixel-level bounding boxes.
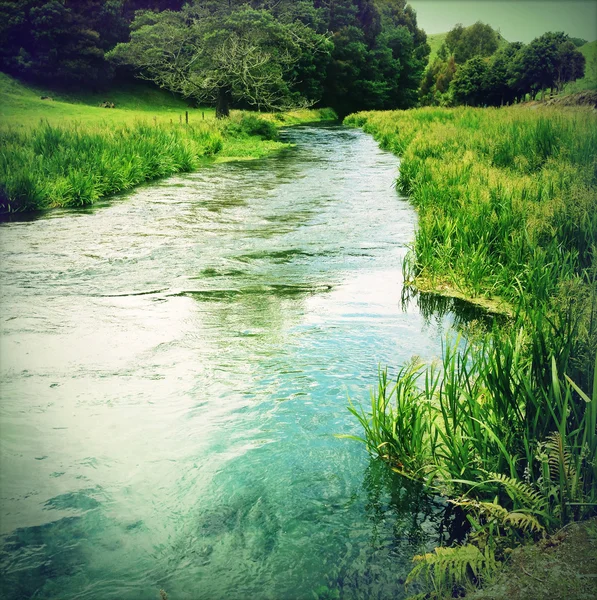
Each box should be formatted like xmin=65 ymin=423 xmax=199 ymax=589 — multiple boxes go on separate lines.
xmin=0 ymin=0 xmax=429 ymax=115
xmin=421 ymin=22 xmax=586 ymax=107
xmin=345 ymin=108 xmax=597 ymax=587
xmin=107 ymin=3 xmax=333 ymax=117
xmin=0 ymin=1 xmax=163 ymax=87
xmin=321 ymin=0 xmax=429 ymax=116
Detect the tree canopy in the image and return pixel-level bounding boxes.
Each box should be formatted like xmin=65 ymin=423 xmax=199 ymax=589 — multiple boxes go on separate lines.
xmin=322 ymin=0 xmax=429 ymax=116
xmin=2 ymin=1 xmax=586 ymax=115
xmin=0 ymin=0 xmax=430 ymax=115
xmin=420 ymin=24 xmax=586 ymax=107
xmin=108 ymin=4 xmax=332 ymax=117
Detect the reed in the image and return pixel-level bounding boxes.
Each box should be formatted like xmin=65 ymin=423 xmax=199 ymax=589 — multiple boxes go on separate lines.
xmin=0 ymin=76 xmax=337 ymax=214
xmin=344 ymin=105 xmax=597 ymax=533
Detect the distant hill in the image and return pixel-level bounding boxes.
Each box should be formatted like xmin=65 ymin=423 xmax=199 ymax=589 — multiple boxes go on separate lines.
xmin=425 ymin=31 xmax=509 ymax=66
xmin=426 ymin=32 xmax=448 ymax=64
xmin=0 ymin=71 xmax=197 ymax=127
xmin=564 ymin=40 xmax=597 ymax=93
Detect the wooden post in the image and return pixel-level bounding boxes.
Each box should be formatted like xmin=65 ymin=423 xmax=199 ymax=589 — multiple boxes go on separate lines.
xmin=202 ymin=111 xmax=205 ymax=120
xmin=185 ymin=111 xmax=189 ymax=125
xmin=179 ymin=114 xmax=182 ymax=125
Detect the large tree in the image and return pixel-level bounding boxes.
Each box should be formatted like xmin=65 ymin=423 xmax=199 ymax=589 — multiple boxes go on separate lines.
xmin=484 ymin=41 xmax=524 ymax=105
xmin=0 ymin=0 xmax=129 ymax=87
xmin=322 ymin=0 xmax=429 ymax=116
xmin=107 ymin=3 xmax=332 ymax=117
xmin=419 ymin=20 xmax=500 ymax=106
xmin=450 ymin=55 xmax=489 ymax=106
xmin=445 ymin=21 xmax=500 ymax=65
xmin=514 ymin=31 xmax=585 ymax=98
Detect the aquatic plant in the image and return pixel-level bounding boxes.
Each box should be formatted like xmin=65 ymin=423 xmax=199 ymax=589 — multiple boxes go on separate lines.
xmin=0 ymin=107 xmax=335 ymax=214
xmin=344 ymin=105 xmax=597 ymax=596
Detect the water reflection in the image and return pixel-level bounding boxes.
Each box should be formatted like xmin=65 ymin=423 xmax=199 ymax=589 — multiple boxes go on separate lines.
xmin=1 ymin=125 xmax=471 ymax=600
xmin=401 ymin=284 xmax=508 ymax=331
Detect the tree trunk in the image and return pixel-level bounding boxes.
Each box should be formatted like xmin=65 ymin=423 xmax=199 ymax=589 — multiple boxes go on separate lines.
xmin=216 ymin=87 xmax=231 ymax=119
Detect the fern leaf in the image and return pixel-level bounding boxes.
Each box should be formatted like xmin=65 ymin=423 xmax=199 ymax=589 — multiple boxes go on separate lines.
xmin=489 ymin=472 xmax=546 ymax=510
xmin=406 ymin=544 xmax=496 ymax=594
xmin=503 ymin=512 xmax=545 ymax=534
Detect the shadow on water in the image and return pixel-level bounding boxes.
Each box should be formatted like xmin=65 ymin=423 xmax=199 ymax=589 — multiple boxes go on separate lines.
xmin=1 ymin=124 xmax=483 ymax=600
xmin=0 ymin=489 xmax=105 ymax=600
xmin=401 ymin=284 xmax=509 ymax=332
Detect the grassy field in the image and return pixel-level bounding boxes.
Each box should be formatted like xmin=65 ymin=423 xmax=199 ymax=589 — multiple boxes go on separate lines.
xmin=344 ymin=105 xmax=597 ymax=596
xmin=564 ymin=40 xmax=597 ymax=93
xmin=0 ymin=73 xmax=336 ymax=213
xmin=0 ymin=72 xmax=213 ymax=127
xmin=426 ymin=32 xmax=448 ymax=64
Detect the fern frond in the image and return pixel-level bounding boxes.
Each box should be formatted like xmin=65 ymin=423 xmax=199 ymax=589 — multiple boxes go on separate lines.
xmin=545 ymin=432 xmax=583 ymax=501
xmin=406 ymin=544 xmax=497 ymax=595
xmin=453 ymin=496 xmax=546 ymax=536
xmin=489 ymin=472 xmax=546 ymax=510
xmin=503 ymin=511 xmax=545 ymax=534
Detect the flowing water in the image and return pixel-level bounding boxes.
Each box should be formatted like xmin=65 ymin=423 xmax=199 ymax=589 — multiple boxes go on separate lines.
xmin=1 ymin=126 xmax=464 ymax=600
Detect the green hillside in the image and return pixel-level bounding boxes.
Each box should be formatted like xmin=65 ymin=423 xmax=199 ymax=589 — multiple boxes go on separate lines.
xmin=426 ymin=32 xmax=448 ymax=64
xmin=564 ymin=40 xmax=597 ymax=93
xmin=0 ymin=72 xmax=214 ymax=128
xmin=425 ymin=30 xmax=509 ymax=65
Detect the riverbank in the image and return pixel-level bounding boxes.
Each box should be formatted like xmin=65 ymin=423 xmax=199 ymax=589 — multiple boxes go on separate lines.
xmin=344 ymin=106 xmax=596 ymax=314
xmin=466 ymin=517 xmax=597 ymax=600
xmin=343 ymin=105 xmax=597 ymax=598
xmin=0 ymin=72 xmax=336 ymax=213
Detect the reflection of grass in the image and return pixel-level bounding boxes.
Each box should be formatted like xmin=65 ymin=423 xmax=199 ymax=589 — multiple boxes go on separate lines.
xmin=174 ymin=283 xmax=332 ymax=301
xmin=0 ymin=72 xmax=335 ymax=213
xmin=344 ymin=105 xmax=597 ymax=584
xmin=346 ymin=106 xmax=597 ymax=312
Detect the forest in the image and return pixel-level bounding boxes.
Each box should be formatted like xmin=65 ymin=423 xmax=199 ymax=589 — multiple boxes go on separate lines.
xmin=0 ymin=0 xmax=588 ymax=116
xmin=0 ymin=2 xmax=596 ymax=600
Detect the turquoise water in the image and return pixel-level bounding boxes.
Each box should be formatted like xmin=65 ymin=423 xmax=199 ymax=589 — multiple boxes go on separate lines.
xmin=1 ymin=126 xmax=460 ymax=599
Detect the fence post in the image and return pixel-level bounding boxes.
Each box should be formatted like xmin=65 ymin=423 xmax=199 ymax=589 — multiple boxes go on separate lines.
xmin=185 ymin=111 xmax=189 ymax=125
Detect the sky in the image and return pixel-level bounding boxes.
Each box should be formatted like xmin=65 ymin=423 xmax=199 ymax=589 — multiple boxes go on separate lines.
xmin=407 ymin=0 xmax=597 ymax=43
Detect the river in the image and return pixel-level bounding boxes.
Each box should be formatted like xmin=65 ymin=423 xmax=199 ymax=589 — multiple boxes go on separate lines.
xmin=1 ymin=125 xmax=461 ymax=599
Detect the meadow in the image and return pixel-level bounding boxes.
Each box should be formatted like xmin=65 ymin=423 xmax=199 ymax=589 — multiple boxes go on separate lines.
xmin=344 ymin=105 xmax=597 ymax=594
xmin=0 ymin=73 xmax=336 ymax=213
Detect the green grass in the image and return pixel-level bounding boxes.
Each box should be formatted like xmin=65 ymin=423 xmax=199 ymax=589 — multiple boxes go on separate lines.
xmin=346 ymin=107 xmax=597 ymax=317
xmin=426 ymin=32 xmax=448 ymax=64
xmin=0 ymin=72 xmax=214 ymax=128
xmin=563 ymin=40 xmax=597 ymax=93
xmin=0 ymin=72 xmax=336 ymax=213
xmin=343 ymin=106 xmax=597 ymax=546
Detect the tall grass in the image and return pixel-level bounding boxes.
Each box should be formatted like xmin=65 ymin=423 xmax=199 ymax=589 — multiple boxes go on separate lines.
xmin=344 ymin=105 xmax=597 ymax=536
xmin=0 ymin=120 xmax=224 ymax=212
xmin=346 ymin=107 xmax=597 ymax=319
xmin=0 ymin=106 xmax=337 ymax=214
